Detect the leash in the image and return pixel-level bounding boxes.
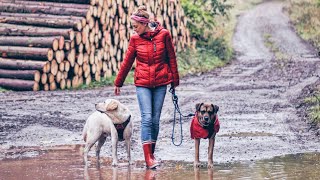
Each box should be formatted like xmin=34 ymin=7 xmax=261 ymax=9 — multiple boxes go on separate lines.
xmin=169 ymin=87 xmax=195 ymax=146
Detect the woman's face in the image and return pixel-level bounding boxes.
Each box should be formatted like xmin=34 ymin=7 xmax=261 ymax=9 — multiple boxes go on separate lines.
xmin=131 ymin=20 xmax=147 ymax=35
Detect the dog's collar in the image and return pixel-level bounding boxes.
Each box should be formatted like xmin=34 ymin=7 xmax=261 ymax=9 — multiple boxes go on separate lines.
xmin=114 ymin=115 xmax=131 ymax=130
xmin=97 ymin=109 xmax=105 ymax=113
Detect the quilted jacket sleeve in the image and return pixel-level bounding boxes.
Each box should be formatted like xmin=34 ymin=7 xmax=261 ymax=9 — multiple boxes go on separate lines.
xmin=165 ymin=31 xmax=180 ymax=87
xmin=114 ymin=37 xmax=136 ymax=87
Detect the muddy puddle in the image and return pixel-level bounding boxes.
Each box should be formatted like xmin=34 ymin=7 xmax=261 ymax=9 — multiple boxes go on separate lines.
xmin=0 ymin=145 xmax=319 ymax=180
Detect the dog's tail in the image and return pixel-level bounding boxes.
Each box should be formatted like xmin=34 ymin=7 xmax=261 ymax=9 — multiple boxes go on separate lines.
xmin=82 ymin=123 xmax=87 ymax=142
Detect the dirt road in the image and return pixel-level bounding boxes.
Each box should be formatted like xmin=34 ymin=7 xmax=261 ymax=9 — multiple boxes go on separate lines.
xmin=1 ymin=1 xmax=319 ymax=163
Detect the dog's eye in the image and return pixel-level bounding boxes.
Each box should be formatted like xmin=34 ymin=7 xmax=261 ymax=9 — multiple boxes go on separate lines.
xmin=208 ymin=111 xmax=214 ymax=115
xmin=200 ymin=111 xmax=206 ymax=115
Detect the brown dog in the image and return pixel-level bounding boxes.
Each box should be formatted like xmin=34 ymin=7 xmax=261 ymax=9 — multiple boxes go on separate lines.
xmin=190 ymin=103 xmax=220 ymax=168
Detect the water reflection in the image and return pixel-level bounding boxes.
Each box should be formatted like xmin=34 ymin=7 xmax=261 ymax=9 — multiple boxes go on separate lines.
xmin=144 ymin=169 xmax=156 ymax=180
xmin=84 ymin=164 xmax=133 ymax=180
xmin=194 ymin=167 xmax=214 ymax=180
xmin=0 ymin=145 xmax=319 ymax=179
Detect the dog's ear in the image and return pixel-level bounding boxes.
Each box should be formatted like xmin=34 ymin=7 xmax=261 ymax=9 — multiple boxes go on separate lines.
xmin=212 ymin=104 xmax=219 ymax=113
xmin=106 ymin=100 xmax=118 ymax=111
xmin=196 ymin=103 xmax=203 ymax=112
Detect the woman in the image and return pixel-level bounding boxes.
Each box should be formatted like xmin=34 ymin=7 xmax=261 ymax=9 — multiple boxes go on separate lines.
xmin=114 ymin=6 xmax=179 ymax=169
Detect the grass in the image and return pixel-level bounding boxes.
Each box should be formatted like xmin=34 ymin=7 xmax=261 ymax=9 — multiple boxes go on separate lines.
xmin=263 ymin=33 xmax=291 ymax=69
xmin=0 ymin=87 xmax=7 ymax=92
xmin=286 ymin=0 xmax=320 ymax=126
xmin=305 ymin=94 xmax=320 ymax=124
xmin=79 ymin=71 xmax=135 ymax=89
xmin=177 ymin=48 xmax=225 ymax=76
xmin=286 ymin=0 xmax=320 ymax=50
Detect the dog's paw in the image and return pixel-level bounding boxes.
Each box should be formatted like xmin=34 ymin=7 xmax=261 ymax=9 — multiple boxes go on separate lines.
xmin=194 ymin=162 xmax=201 ymax=168
xmin=128 ymin=160 xmax=134 ymax=165
xmin=111 ymin=161 xmax=118 ymax=167
xmin=207 ymin=163 xmax=214 ymax=169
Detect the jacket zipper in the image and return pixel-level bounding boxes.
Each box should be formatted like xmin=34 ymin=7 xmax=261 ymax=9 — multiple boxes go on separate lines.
xmin=151 ymin=38 xmax=156 ymax=52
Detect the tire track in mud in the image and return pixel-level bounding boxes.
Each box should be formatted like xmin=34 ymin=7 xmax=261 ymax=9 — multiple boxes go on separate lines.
xmin=0 ymin=1 xmax=319 ymax=163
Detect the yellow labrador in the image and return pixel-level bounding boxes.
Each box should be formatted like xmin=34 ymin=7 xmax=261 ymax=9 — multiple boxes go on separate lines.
xmin=83 ymin=99 xmax=133 ymax=166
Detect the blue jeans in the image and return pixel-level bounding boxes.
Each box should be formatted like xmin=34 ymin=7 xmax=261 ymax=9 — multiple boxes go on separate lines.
xmin=136 ymin=85 xmax=167 ymax=144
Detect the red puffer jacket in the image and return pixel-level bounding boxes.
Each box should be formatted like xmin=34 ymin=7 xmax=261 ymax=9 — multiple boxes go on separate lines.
xmin=114 ymin=22 xmax=179 ymax=88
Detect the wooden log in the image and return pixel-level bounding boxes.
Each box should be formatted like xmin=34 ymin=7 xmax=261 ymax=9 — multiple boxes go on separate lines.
xmin=64 ymin=60 xmax=70 ymax=72
xmin=65 ymin=41 xmax=71 ymax=51
xmin=48 ymin=73 xmax=55 ymax=84
xmin=66 ymin=79 xmax=71 ymax=89
xmin=72 ymin=75 xmax=79 ymax=88
xmin=15 ymin=0 xmax=90 ymax=4
xmin=60 ymin=78 xmax=66 ymax=90
xmin=0 ymin=78 xmax=38 ymax=91
xmin=0 ymin=46 xmax=53 ymax=61
xmin=0 ymin=12 xmax=83 ymax=21
xmin=0 ymin=16 xmax=79 ymax=29
xmin=85 ymin=75 xmax=91 ymax=85
xmin=50 ymin=60 xmax=58 ymax=76
xmin=58 ymin=36 xmax=65 ymax=50
xmin=0 ymin=36 xmax=60 ymax=48
xmin=0 ymin=3 xmax=88 ymax=16
xmin=59 ymin=61 xmax=65 ymax=71
xmin=52 ymin=38 xmax=59 ymax=51
xmin=43 ymin=83 xmax=49 ymax=91
xmin=63 ymin=71 xmax=68 ymax=80
xmin=0 ymin=57 xmax=46 ymax=70
xmin=12 ymin=0 xmax=90 ymax=9
xmin=0 ymin=69 xmax=38 ymax=80
xmin=50 ymin=81 xmax=57 ymax=91
xmin=41 ymin=73 xmax=47 ymax=84
xmin=56 ymin=71 xmax=62 ymax=83
xmin=42 ymin=62 xmax=50 ymax=73
xmin=0 ymin=23 xmax=74 ymax=40
xmin=67 ymin=49 xmax=76 ymax=67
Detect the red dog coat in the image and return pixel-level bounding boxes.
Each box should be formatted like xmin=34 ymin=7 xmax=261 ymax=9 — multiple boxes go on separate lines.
xmin=190 ymin=115 xmax=220 ymax=139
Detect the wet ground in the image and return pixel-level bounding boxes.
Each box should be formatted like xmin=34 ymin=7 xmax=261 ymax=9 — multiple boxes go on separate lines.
xmin=1 ymin=0 xmax=320 ymax=179
xmin=1 ymin=145 xmax=320 ymax=179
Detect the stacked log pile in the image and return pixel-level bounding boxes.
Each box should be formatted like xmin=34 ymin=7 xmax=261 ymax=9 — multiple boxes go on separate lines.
xmin=0 ymin=0 xmax=193 ymax=91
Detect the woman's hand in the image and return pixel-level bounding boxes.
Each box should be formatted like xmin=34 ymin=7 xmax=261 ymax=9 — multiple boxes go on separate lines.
xmin=114 ymin=86 xmax=121 ymax=95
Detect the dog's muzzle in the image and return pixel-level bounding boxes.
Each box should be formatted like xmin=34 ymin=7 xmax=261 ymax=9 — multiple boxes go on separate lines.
xmin=199 ymin=117 xmax=210 ymax=127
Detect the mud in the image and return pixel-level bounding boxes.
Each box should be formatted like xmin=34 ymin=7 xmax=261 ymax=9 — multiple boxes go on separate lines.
xmin=1 ymin=0 xmax=320 ymax=170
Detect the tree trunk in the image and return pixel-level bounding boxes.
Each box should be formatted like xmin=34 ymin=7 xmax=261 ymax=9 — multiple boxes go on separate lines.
xmin=10 ymin=0 xmax=90 ymax=9
xmin=0 ymin=57 xmax=46 ymax=70
xmin=0 ymin=12 xmax=84 ymax=21
xmin=13 ymin=0 xmax=91 ymax=4
xmin=0 ymin=78 xmax=38 ymax=91
xmin=0 ymin=36 xmax=60 ymax=48
xmin=0 ymin=15 xmax=78 ymax=29
xmin=0 ymin=69 xmax=38 ymax=80
xmin=0 ymin=23 xmax=74 ymax=40
xmin=0 ymin=3 xmax=88 ymax=16
xmin=0 ymin=46 xmax=52 ymax=60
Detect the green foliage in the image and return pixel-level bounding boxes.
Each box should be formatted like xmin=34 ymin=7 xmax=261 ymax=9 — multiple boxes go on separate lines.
xmin=177 ymin=47 xmax=226 ymax=76
xmin=181 ymin=0 xmax=232 ymax=41
xmin=79 ymin=71 xmax=134 ymax=89
xmin=204 ymin=37 xmax=232 ymax=61
xmin=288 ymin=0 xmax=320 ymax=50
xmin=305 ymin=94 xmax=320 ymax=124
xmin=0 ymin=87 xmax=7 ymax=92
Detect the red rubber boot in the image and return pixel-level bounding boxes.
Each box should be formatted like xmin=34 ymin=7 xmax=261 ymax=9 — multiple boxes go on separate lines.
xmin=143 ymin=143 xmax=159 ymax=169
